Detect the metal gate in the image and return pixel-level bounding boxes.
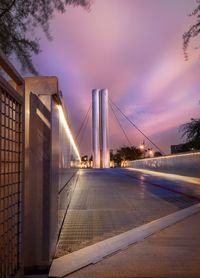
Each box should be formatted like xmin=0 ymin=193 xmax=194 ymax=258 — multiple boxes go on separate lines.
xmin=0 ymin=51 xmax=24 ymax=278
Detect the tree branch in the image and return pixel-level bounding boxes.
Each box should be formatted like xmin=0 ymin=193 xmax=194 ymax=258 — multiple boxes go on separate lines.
xmin=0 ymin=0 xmax=16 ymax=18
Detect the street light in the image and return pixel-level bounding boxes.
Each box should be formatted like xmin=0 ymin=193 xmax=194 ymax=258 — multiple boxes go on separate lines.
xmin=148 ymin=149 xmax=154 ymax=157
xmin=139 ymin=143 xmax=145 ymax=150
xmin=139 ymin=141 xmax=145 ymax=158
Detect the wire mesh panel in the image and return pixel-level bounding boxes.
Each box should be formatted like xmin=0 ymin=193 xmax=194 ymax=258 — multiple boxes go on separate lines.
xmin=0 ymin=86 xmax=23 ymax=278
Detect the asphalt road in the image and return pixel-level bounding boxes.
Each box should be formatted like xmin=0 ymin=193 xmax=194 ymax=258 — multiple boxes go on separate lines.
xmin=55 ymin=168 xmax=199 ymax=258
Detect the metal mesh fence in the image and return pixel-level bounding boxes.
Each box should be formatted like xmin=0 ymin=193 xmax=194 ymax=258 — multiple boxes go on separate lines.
xmin=0 ymin=86 xmax=23 ymax=278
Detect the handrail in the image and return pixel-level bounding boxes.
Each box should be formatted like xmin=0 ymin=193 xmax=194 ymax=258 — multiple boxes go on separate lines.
xmin=0 ymin=49 xmax=24 ymax=86
xmin=0 ymin=75 xmax=23 ymax=103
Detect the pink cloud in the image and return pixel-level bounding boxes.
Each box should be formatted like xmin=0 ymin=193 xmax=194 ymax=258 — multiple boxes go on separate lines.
xmin=28 ymin=0 xmax=200 ymax=155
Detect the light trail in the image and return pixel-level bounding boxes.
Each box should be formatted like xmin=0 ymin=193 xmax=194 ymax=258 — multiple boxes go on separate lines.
xmin=127 ymin=168 xmax=200 ymax=185
xmin=57 ymin=105 xmax=81 ymax=162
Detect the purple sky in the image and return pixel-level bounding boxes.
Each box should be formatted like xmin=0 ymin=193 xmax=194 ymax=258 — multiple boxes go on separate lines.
xmin=25 ymin=0 xmax=200 ymax=155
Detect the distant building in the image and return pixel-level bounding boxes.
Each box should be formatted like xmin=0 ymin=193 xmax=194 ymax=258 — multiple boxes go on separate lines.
xmin=171 ymin=143 xmax=193 ymax=154
xmin=171 ymin=144 xmax=184 ymax=154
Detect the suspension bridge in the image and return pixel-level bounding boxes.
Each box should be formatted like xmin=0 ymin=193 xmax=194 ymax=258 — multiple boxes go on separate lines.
xmin=75 ymin=94 xmax=165 ymax=161
xmin=1 ymin=50 xmax=200 ymax=278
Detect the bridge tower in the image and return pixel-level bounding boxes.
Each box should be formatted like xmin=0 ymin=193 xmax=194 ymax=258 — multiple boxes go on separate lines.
xmin=92 ymin=89 xmax=110 ymax=168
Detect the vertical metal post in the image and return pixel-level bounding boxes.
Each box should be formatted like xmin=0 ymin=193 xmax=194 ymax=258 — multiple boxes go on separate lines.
xmin=92 ymin=89 xmax=100 ymax=168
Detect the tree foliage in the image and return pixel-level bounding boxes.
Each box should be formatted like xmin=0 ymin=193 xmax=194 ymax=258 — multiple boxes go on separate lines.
xmin=183 ymin=0 xmax=200 ymax=60
xmin=179 ymin=118 xmax=200 ymax=150
xmin=0 ymin=0 xmax=90 ymax=74
xmin=154 ymin=151 xmax=162 ymax=157
xmin=110 ymin=146 xmax=142 ymax=165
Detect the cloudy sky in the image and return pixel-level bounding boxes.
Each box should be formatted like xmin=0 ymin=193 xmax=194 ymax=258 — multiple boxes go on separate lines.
xmin=27 ymin=0 xmax=200 ymax=155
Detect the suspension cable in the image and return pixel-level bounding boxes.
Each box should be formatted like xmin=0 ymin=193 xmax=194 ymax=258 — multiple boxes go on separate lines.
xmin=109 ymin=98 xmax=165 ymax=155
xmin=109 ymin=101 xmax=132 ymax=147
xmin=75 ymin=104 xmax=91 ymax=142
xmin=77 ymin=106 xmax=91 ymax=149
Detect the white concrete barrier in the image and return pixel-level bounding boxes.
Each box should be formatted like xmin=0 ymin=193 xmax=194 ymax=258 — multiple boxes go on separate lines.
xmin=128 ymin=152 xmax=200 ymax=178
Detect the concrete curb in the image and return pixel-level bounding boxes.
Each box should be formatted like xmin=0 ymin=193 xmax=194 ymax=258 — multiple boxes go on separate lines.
xmin=49 ymin=203 xmax=200 ymax=277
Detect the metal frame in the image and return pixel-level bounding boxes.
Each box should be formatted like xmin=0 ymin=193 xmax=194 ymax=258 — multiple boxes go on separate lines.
xmin=0 ymin=50 xmax=24 ymax=278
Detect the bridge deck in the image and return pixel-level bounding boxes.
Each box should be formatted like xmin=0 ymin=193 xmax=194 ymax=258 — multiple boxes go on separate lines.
xmin=55 ymin=168 xmax=199 ymax=258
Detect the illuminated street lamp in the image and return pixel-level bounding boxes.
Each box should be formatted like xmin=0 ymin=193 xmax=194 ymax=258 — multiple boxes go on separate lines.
xmin=139 ymin=143 xmax=145 ymax=150
xmin=148 ymin=148 xmax=154 ymax=157
xmin=139 ymin=141 xmax=145 ymax=158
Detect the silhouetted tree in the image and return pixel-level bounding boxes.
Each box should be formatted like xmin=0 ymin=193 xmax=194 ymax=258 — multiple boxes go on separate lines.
xmin=179 ymin=118 xmax=200 ymax=150
xmin=154 ymin=151 xmax=162 ymax=157
xmin=183 ymin=0 xmax=200 ymax=60
xmin=0 ymin=0 xmax=90 ymax=74
xmin=110 ymin=149 xmax=115 ymax=161
xmin=89 ymin=155 xmax=93 ymax=161
xmin=81 ymin=155 xmax=88 ymax=161
xmin=111 ymin=146 xmax=142 ymax=165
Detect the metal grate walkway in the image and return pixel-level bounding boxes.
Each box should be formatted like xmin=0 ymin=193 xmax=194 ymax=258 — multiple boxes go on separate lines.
xmin=55 ymin=168 xmax=197 ymax=258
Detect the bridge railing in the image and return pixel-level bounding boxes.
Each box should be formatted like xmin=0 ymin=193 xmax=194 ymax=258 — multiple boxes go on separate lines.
xmin=0 ymin=52 xmax=81 ymax=275
xmin=0 ymin=50 xmax=24 ymax=278
xmin=127 ymin=151 xmax=200 ymax=178
xmin=22 ymin=76 xmax=80 ymax=272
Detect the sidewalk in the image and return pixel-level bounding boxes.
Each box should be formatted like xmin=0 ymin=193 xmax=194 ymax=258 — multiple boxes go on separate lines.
xmin=66 ymin=212 xmax=200 ymax=278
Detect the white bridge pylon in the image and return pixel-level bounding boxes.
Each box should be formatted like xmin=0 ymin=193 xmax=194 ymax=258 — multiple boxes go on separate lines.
xmin=92 ymin=89 xmax=110 ymax=168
